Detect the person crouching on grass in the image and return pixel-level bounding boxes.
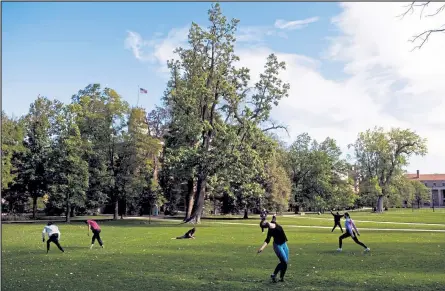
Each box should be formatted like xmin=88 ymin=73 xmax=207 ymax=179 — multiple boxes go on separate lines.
xmin=257 ymin=219 xmax=289 ymax=283
xmin=42 ymin=222 xmax=65 ymax=254
xmin=85 ymin=220 xmax=104 ymax=249
xmin=337 ymin=212 xmax=370 ymax=253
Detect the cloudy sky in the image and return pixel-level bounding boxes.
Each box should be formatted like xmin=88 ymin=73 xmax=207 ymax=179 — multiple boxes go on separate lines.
xmin=3 ymin=2 xmax=444 ymax=174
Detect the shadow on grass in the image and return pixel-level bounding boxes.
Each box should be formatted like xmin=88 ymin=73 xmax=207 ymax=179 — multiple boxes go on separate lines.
xmin=3 ymin=246 xmax=445 ymax=291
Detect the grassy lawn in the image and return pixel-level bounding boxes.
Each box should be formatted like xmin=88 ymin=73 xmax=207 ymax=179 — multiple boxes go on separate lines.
xmin=2 ymin=212 xmax=445 ymax=291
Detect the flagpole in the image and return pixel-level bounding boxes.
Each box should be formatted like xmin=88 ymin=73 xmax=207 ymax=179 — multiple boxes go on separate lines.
xmin=137 ymin=85 xmax=140 ymax=107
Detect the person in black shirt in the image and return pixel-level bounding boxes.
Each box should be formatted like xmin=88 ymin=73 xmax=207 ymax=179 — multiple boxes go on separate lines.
xmin=257 ymin=220 xmax=289 ymax=283
xmin=173 ymin=227 xmax=196 ymax=239
xmin=260 ymin=212 xmax=277 ymax=233
xmin=330 ymin=211 xmax=344 ymax=233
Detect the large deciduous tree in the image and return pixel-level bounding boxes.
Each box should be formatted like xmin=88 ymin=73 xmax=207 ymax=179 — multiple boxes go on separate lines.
xmin=162 ymin=3 xmax=289 ymax=222
xmin=350 ymin=127 xmax=427 ymax=212
xmin=20 ymin=97 xmax=63 ymax=218
xmin=48 ymin=104 xmax=89 ymax=222
xmin=71 ymin=85 xmax=130 ymax=220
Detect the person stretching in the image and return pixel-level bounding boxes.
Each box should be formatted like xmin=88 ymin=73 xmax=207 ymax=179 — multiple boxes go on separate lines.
xmin=85 ymin=220 xmax=104 ymax=249
xmin=173 ymin=227 xmax=196 ymax=239
xmin=257 ymin=220 xmax=289 ymax=283
xmin=42 ymin=222 xmax=65 ymax=253
xmin=330 ymin=210 xmax=344 ymax=233
xmin=337 ymin=212 xmax=370 ymax=252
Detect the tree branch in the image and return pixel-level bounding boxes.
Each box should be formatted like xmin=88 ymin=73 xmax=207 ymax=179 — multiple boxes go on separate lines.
xmin=262 ymin=122 xmax=289 ymax=137
xmin=400 ymin=2 xmax=445 ymax=50
xmin=410 ymin=28 xmax=445 ymax=50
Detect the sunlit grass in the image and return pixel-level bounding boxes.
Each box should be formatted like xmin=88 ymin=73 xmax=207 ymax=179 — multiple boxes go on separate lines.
xmin=2 ymin=211 xmax=445 ymax=291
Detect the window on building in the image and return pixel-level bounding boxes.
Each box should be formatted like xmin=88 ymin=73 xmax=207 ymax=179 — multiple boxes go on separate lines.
xmin=425 ymin=183 xmax=428 ymax=187
xmin=433 ymin=183 xmax=436 ymax=187
xmin=442 ymin=183 xmax=445 ymax=187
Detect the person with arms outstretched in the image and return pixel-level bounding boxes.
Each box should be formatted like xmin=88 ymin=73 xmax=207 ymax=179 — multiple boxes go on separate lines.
xmin=85 ymin=220 xmax=104 ymax=249
xmin=330 ymin=210 xmax=344 ymax=233
xmin=257 ymin=219 xmax=289 ymax=283
xmin=337 ymin=212 xmax=370 ymax=252
xmin=42 ymin=222 xmax=65 ymax=254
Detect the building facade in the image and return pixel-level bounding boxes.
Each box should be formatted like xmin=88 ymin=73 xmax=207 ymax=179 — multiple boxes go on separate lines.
xmin=406 ymin=170 xmax=445 ymax=207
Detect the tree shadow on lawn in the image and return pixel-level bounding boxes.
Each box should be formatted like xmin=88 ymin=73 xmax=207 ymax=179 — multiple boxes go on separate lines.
xmin=3 ymin=241 xmax=445 ymax=291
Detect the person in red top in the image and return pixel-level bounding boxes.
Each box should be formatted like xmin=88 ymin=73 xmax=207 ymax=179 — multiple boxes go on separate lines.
xmin=85 ymin=220 xmax=104 ymax=249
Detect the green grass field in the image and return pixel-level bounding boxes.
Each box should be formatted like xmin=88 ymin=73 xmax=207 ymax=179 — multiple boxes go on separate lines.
xmin=2 ymin=210 xmax=445 ymax=291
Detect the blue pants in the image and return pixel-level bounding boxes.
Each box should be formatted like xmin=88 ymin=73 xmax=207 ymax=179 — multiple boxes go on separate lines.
xmin=272 ymin=242 xmax=289 ymax=278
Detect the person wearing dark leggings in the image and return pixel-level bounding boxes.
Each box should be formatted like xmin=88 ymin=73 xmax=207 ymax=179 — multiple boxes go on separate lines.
xmin=85 ymin=220 xmax=104 ymax=249
xmin=42 ymin=222 xmax=65 ymax=253
xmin=257 ymin=220 xmax=289 ymax=283
xmin=337 ymin=212 xmax=370 ymax=252
xmin=173 ymin=227 xmax=196 ymax=239
xmin=330 ymin=210 xmax=344 ymax=233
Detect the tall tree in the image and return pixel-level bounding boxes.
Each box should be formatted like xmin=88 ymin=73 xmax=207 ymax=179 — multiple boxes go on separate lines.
xmin=20 ymin=97 xmax=63 ymax=218
xmin=71 ymin=85 xmax=129 ymax=220
xmin=1 ymin=111 xmax=25 ymax=191
xmin=49 ymin=104 xmax=89 ymax=222
xmin=162 ymin=3 xmax=289 ymax=222
xmin=1 ymin=112 xmax=27 ymax=213
xmin=121 ymin=107 xmax=163 ymax=217
xmin=350 ymin=127 xmax=427 ymax=212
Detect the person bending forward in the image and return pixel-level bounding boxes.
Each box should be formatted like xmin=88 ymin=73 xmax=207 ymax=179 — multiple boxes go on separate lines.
xmin=258 ymin=220 xmax=289 ymax=283
xmin=42 ymin=222 xmax=65 ymax=254
xmin=85 ymin=220 xmax=104 ymax=249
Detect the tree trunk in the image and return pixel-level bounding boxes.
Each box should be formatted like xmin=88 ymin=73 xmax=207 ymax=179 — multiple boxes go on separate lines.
xmin=185 ymin=178 xmax=194 ymax=221
xmin=32 ymin=196 xmax=38 ymax=219
xmin=66 ymin=194 xmax=71 ymax=223
xmin=113 ymin=197 xmax=118 ymax=220
xmin=243 ymin=208 xmax=249 ymax=219
xmin=376 ymin=195 xmax=384 ymax=213
xmin=190 ymin=175 xmax=207 ymax=223
xmin=70 ymin=206 xmax=75 ymax=218
xmin=148 ymin=202 xmax=151 ymax=225
xmin=222 ymin=192 xmax=230 ymax=214
xmin=213 ymin=195 xmax=216 ymax=215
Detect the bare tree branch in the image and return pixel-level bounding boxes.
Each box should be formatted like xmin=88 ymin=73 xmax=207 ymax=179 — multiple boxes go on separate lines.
xmin=399 ymin=2 xmax=445 ymax=50
xmin=262 ymin=121 xmax=290 ymax=137
xmin=410 ymin=27 xmax=445 ymax=50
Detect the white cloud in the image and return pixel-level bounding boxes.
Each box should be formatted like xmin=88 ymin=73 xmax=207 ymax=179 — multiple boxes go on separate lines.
xmin=236 ymin=26 xmax=278 ymax=43
xmin=125 ymin=3 xmax=445 ymax=173
xmin=124 ymin=31 xmax=154 ymax=62
xmin=274 ymin=17 xmax=319 ymax=30
xmin=124 ymin=27 xmax=189 ymax=73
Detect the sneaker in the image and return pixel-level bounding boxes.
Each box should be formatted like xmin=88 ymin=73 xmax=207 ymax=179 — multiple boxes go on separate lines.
xmin=364 ymin=247 xmax=370 ymax=252
xmin=279 ymin=277 xmax=284 ymax=282
xmin=270 ymin=274 xmax=277 ymax=283
xmin=337 ymin=248 xmax=342 ymax=252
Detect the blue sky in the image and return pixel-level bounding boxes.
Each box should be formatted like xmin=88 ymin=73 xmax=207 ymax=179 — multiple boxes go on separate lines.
xmin=3 ymin=2 xmax=444 ymax=173
xmin=2 ymin=2 xmax=342 ymax=117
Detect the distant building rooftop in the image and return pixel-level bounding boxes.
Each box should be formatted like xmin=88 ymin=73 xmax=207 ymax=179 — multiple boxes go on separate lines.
xmin=406 ymin=170 xmax=445 ymax=181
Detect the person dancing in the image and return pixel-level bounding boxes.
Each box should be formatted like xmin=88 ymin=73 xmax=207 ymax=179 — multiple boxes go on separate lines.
xmin=42 ymin=222 xmax=65 ymax=254
xmin=257 ymin=219 xmax=289 ymax=283
xmin=337 ymin=212 xmax=370 ymax=252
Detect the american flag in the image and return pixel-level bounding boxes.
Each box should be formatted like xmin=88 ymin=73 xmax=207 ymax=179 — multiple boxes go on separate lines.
xmin=140 ymin=88 xmax=148 ymax=94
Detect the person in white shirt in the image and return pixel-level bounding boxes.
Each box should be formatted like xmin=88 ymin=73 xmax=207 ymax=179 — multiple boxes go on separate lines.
xmin=42 ymin=222 xmax=65 ymax=253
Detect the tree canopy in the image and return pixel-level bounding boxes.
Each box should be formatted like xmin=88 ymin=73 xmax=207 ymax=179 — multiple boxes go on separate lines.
xmin=1 ymin=3 xmax=432 ymax=220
